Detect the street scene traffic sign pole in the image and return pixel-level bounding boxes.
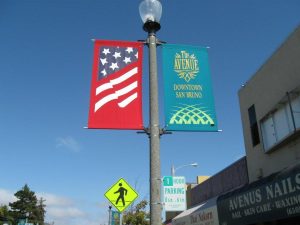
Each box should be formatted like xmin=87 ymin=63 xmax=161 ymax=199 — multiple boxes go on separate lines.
xmin=139 ymin=1 xmax=163 ymax=225
xmin=147 ymin=31 xmax=162 ymax=225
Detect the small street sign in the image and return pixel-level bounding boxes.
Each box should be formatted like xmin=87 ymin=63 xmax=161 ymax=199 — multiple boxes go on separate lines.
xmin=104 ymin=178 xmax=138 ymax=212
xmin=17 ymin=219 xmax=26 ymax=225
xmin=163 ymin=176 xmax=173 ymax=186
xmin=111 ymin=210 xmax=120 ymax=225
xmin=163 ymin=176 xmax=187 ymax=211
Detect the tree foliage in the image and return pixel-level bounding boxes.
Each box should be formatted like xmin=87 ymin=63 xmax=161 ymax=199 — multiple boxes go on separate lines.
xmin=9 ymin=184 xmax=37 ymax=221
xmin=0 ymin=205 xmax=14 ymax=225
xmin=35 ymin=198 xmax=46 ymax=225
xmin=3 ymin=184 xmax=46 ymax=225
xmin=123 ymin=200 xmax=149 ymax=225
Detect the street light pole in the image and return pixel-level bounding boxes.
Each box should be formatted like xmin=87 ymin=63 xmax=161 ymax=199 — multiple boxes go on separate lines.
xmin=148 ymin=31 xmax=161 ymax=225
xmin=171 ymin=163 xmax=198 ymax=177
xmin=139 ymin=1 xmax=162 ymax=225
xmin=171 ymin=165 xmax=175 ymax=177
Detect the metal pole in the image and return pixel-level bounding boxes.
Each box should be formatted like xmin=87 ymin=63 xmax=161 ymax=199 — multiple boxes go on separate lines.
xmin=120 ymin=212 xmax=122 ymax=225
xmin=108 ymin=206 xmax=112 ymax=225
xmin=25 ymin=212 xmax=29 ymax=225
xmin=171 ymin=165 xmax=175 ymax=177
xmin=147 ymin=32 xmax=162 ymax=225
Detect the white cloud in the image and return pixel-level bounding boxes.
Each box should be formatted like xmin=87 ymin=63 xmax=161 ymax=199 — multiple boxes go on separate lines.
xmin=37 ymin=193 xmax=73 ymax=207
xmin=47 ymin=207 xmax=86 ymax=218
xmin=37 ymin=192 xmax=86 ymax=223
xmin=0 ymin=189 xmax=16 ymax=205
xmin=0 ymin=188 xmax=104 ymax=225
xmin=55 ymin=136 xmax=81 ymax=152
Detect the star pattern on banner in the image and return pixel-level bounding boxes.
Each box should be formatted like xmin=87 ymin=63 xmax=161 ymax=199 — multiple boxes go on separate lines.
xmin=98 ymin=46 xmax=139 ymax=79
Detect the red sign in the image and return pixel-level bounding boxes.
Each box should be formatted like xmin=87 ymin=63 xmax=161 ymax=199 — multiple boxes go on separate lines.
xmin=88 ymin=40 xmax=144 ymax=129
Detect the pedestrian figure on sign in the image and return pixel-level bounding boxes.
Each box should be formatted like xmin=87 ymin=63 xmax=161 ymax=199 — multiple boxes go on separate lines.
xmin=114 ymin=183 xmax=128 ymax=206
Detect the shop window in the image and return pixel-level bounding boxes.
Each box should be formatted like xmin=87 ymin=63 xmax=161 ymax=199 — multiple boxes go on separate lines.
xmin=260 ymin=93 xmax=300 ymax=152
xmin=291 ymin=95 xmax=300 ymax=128
xmin=248 ymin=105 xmax=260 ymax=146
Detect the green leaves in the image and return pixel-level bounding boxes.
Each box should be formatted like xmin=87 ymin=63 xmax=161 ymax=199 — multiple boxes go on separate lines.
xmin=122 ymin=200 xmax=150 ymax=225
xmin=1 ymin=184 xmax=46 ymax=225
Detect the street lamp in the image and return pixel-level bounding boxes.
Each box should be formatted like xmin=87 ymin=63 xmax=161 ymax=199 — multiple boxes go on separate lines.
xmin=171 ymin=163 xmax=198 ymax=177
xmin=139 ymin=1 xmax=162 ymax=225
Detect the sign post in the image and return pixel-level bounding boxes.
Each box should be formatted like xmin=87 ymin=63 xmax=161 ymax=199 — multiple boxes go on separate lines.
xmin=163 ymin=176 xmax=186 ymax=211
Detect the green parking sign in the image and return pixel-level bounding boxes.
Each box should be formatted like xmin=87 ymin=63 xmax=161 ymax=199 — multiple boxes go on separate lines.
xmin=163 ymin=176 xmax=186 ymax=211
xmin=163 ymin=176 xmax=173 ymax=186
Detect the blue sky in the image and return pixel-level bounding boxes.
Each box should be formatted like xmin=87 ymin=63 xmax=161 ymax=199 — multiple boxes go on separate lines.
xmin=0 ymin=1 xmax=299 ymax=224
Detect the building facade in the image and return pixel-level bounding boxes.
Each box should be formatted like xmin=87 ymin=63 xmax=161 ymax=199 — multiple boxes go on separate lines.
xmin=169 ymin=157 xmax=248 ymax=225
xmin=218 ymin=25 xmax=300 ymax=225
xmin=190 ymin=157 xmax=248 ymax=207
xmin=238 ymin=26 xmax=300 ymax=183
xmin=169 ymin=25 xmax=300 ymax=225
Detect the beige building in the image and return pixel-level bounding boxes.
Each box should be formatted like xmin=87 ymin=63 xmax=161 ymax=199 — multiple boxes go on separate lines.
xmin=238 ymin=25 xmax=300 ymax=183
xmin=166 ymin=157 xmax=248 ymax=225
xmin=217 ymin=25 xmax=300 ymax=225
xmin=168 ymin=25 xmax=300 ymax=225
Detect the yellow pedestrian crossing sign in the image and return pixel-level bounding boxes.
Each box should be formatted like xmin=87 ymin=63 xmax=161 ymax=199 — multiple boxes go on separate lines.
xmin=104 ymin=178 xmax=138 ymax=212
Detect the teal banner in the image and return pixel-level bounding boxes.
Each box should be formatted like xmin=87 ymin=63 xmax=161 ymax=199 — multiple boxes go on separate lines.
xmin=111 ymin=210 xmax=120 ymax=225
xmin=17 ymin=219 xmax=26 ymax=225
xmin=162 ymin=44 xmax=218 ymax=131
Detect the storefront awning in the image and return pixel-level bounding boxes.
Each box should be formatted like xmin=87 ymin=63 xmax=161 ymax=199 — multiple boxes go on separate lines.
xmin=217 ymin=162 xmax=300 ymax=225
xmin=172 ymin=197 xmax=219 ymax=225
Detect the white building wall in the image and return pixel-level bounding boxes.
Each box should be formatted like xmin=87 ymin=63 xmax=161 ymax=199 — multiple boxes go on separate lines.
xmin=238 ymin=26 xmax=300 ymax=182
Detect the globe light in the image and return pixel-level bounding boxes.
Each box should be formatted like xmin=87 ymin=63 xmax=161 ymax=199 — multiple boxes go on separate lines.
xmin=139 ymin=0 xmax=162 ymax=23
